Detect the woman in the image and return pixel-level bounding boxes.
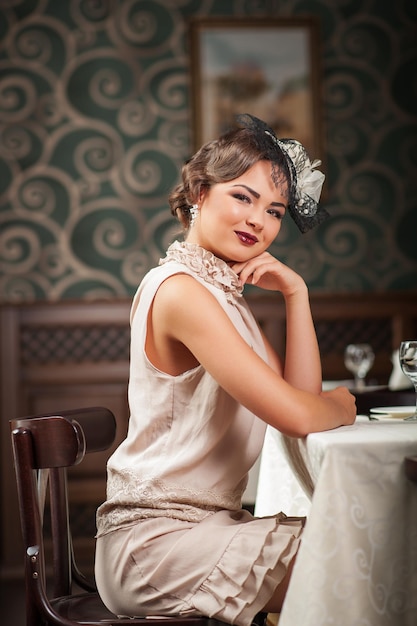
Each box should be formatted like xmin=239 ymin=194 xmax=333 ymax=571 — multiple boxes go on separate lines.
xmin=95 ymin=114 xmax=356 ymax=625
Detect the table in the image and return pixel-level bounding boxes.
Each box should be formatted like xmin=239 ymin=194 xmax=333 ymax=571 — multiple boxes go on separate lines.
xmin=255 ymin=417 xmax=417 ymax=626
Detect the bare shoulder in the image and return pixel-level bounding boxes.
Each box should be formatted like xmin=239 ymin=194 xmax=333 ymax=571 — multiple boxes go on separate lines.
xmin=155 ymin=271 xmax=204 ymax=299
xmin=152 ymin=272 xmax=230 ymax=332
xmin=154 ymin=272 xmax=224 ymax=311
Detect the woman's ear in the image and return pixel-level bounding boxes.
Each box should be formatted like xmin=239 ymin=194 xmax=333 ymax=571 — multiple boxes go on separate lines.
xmin=198 ymin=186 xmax=208 ymax=204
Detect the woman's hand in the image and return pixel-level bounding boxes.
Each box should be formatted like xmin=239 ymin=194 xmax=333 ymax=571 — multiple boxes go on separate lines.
xmin=230 ymin=251 xmax=305 ymax=297
xmin=320 ymin=386 xmax=357 ymax=426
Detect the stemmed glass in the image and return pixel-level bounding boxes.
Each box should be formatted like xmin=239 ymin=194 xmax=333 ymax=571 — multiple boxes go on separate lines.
xmin=344 ymin=343 xmax=375 ymax=390
xmin=399 ymin=340 xmax=417 ymax=421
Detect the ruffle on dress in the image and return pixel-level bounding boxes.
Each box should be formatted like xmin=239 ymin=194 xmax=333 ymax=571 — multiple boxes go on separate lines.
xmin=187 ymin=509 xmax=304 ymax=626
xmin=159 ymin=241 xmax=243 ymax=303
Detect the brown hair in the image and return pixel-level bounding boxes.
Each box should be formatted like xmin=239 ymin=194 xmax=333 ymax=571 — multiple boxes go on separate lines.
xmin=169 ymin=126 xmax=291 ymax=229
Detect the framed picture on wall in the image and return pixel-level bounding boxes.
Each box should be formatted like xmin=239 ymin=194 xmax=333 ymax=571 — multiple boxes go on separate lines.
xmin=189 ymin=17 xmax=324 ymax=161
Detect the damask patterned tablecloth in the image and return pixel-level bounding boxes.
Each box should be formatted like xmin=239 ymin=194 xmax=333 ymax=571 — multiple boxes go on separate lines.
xmin=255 ymin=418 xmax=417 ymax=626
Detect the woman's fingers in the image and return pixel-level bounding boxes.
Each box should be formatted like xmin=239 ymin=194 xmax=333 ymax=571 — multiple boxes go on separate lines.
xmin=232 ymin=254 xmax=280 ymax=282
xmin=232 ymin=255 xmax=293 ymax=291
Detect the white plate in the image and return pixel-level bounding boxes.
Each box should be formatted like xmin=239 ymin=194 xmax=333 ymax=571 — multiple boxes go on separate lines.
xmin=370 ymin=406 xmax=415 ymax=419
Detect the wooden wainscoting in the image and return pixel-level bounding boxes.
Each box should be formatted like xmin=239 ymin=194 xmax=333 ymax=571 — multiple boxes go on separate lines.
xmin=1 ymin=291 xmax=417 ymax=578
xmin=0 ymin=299 xmax=131 ymax=578
xmin=250 ymin=291 xmax=417 ymax=382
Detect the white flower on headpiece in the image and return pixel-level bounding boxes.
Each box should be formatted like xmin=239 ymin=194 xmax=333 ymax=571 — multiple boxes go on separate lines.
xmin=279 ymin=141 xmax=325 ymax=210
xmin=297 ymin=158 xmax=325 ymax=205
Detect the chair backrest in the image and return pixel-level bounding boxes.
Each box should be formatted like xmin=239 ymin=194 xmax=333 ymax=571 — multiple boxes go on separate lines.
xmin=10 ymin=407 xmax=116 ymax=615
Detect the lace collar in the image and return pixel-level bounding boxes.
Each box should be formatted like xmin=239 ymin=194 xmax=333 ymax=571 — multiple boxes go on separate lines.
xmin=159 ymin=241 xmax=243 ymax=301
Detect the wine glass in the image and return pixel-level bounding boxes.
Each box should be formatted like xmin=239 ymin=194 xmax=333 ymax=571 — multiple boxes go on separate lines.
xmin=344 ymin=343 xmax=375 ymax=389
xmin=399 ymin=340 xmax=417 ymax=421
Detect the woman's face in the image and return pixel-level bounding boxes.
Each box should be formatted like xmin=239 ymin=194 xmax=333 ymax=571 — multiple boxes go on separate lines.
xmin=186 ymin=160 xmax=288 ymax=262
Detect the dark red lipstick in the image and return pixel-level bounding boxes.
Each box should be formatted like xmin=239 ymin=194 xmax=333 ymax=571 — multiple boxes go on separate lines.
xmin=235 ymin=231 xmax=258 ymax=245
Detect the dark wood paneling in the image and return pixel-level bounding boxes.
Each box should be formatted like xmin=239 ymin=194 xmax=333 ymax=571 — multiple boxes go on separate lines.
xmin=0 ymin=300 xmax=130 ymax=577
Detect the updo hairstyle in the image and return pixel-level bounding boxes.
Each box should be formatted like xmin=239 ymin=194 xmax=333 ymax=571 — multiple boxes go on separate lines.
xmin=169 ymin=126 xmax=291 ymax=230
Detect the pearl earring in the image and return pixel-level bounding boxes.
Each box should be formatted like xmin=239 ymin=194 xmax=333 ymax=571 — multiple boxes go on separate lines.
xmin=189 ymin=203 xmax=199 ymax=227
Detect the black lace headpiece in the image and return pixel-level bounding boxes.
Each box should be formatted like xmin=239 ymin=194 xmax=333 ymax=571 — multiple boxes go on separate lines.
xmin=235 ymin=114 xmax=329 ymax=233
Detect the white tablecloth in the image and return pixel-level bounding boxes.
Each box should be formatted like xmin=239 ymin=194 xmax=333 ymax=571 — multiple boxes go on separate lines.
xmin=255 ymin=418 xmax=417 ymax=626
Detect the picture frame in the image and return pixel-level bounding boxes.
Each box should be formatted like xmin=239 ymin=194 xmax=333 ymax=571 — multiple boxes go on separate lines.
xmin=189 ymin=17 xmax=324 ymax=162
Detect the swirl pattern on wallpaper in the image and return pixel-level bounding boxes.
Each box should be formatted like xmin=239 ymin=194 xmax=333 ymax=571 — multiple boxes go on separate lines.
xmin=0 ymin=0 xmax=416 ymax=301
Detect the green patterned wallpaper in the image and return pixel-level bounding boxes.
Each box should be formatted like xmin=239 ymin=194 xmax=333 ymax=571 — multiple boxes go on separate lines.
xmin=0 ymin=0 xmax=416 ymax=301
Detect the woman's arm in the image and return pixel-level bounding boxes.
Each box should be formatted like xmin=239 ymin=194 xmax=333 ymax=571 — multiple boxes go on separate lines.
xmin=231 ymin=252 xmax=322 ymax=394
xmin=150 ymin=273 xmax=356 ymax=438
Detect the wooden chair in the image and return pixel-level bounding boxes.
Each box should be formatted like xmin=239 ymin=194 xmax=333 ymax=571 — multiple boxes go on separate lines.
xmin=10 ymin=407 xmax=242 ymax=626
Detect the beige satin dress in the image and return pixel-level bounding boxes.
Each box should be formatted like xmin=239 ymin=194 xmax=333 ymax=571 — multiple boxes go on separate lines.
xmin=95 ymin=241 xmax=304 ymax=626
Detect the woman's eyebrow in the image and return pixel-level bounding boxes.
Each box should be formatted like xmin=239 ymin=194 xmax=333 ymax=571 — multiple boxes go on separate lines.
xmin=231 ymin=184 xmax=287 ymax=209
xmin=232 ymin=183 xmax=260 ymax=199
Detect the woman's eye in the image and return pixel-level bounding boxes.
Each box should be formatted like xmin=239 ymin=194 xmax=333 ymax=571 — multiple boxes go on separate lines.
xmin=233 ymin=193 xmax=251 ymax=203
xmin=267 ymin=208 xmax=284 ymax=220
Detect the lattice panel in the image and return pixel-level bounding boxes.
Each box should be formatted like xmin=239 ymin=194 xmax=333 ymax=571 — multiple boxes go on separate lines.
xmin=315 ymin=318 xmax=392 ymax=355
xmin=21 ymin=325 xmax=130 ymax=364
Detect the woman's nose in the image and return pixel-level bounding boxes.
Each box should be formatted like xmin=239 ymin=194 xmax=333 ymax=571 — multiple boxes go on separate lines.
xmin=246 ymin=210 xmax=264 ymax=230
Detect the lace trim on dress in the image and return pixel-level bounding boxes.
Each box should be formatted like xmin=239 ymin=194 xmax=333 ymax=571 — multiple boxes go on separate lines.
xmin=159 ymin=241 xmax=243 ymax=302
xmin=96 ymin=469 xmax=244 ymax=536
